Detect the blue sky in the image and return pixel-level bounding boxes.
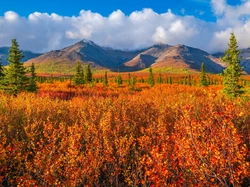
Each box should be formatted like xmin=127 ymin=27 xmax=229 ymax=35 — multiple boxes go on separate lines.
xmin=0 ymin=0 xmax=231 ymax=21
xmin=0 ymin=0 xmax=240 ymax=21
xmin=0 ymin=0 xmax=249 ymax=53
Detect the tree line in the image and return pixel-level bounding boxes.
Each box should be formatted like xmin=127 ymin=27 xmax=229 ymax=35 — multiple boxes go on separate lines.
xmin=0 ymin=33 xmax=245 ymax=98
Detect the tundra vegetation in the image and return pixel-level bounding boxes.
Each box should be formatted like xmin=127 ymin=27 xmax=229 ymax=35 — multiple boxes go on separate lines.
xmin=0 ymin=36 xmax=249 ymax=186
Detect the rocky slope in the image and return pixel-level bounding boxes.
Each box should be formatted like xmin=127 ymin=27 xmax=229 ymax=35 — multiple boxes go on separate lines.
xmin=25 ymin=40 xmax=142 ymax=72
xmin=1 ymin=39 xmax=248 ymax=74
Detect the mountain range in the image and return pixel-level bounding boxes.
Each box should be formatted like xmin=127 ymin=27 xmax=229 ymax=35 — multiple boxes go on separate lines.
xmin=1 ymin=40 xmax=250 ymax=74
xmin=0 ymin=47 xmax=41 ymax=66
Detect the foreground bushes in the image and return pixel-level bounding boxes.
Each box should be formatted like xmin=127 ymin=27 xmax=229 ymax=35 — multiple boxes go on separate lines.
xmin=0 ymin=85 xmax=249 ymax=186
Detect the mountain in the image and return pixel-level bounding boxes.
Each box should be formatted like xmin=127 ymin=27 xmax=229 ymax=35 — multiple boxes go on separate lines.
xmin=240 ymin=48 xmax=250 ymax=73
xmin=152 ymin=45 xmax=226 ymax=73
xmin=122 ymin=43 xmax=171 ymax=71
xmin=213 ymin=48 xmax=250 ymax=73
xmin=24 ymin=40 xmax=228 ymax=74
xmin=25 ymin=39 xmax=143 ymax=73
xmin=123 ymin=44 xmax=226 ymax=73
xmin=2 ymin=40 xmax=250 ymax=74
xmin=0 ymin=47 xmax=41 ymax=66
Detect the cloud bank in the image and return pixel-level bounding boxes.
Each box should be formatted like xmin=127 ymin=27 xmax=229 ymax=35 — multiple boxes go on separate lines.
xmin=0 ymin=0 xmax=250 ymax=53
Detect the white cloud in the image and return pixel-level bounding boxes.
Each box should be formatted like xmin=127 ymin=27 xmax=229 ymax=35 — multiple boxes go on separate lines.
xmin=153 ymin=26 xmax=168 ymax=43
xmin=4 ymin=11 xmax=19 ymax=21
xmin=208 ymin=0 xmax=250 ymax=52
xmin=211 ymin=0 xmax=226 ymax=16
xmin=0 ymin=0 xmax=250 ymax=54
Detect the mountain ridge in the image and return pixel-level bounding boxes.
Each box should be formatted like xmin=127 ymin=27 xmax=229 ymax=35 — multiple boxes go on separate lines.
xmin=23 ymin=40 xmax=229 ymax=73
xmin=1 ymin=40 xmax=250 ymax=74
xmin=0 ymin=47 xmax=41 ymax=66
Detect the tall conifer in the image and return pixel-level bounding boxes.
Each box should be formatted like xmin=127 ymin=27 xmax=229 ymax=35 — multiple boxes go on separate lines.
xmin=222 ymin=33 xmax=243 ymax=97
xmin=73 ymin=61 xmax=84 ymax=85
xmin=147 ymin=67 xmax=155 ymax=87
xmin=103 ymin=71 xmax=108 ymax=87
xmin=157 ymin=73 xmax=163 ymax=84
xmin=2 ymin=39 xmax=28 ymax=95
xmin=199 ymin=62 xmax=208 ymax=87
xmin=0 ymin=58 xmax=4 ymax=78
xmin=26 ymin=62 xmax=38 ymax=92
xmin=84 ymin=64 xmax=92 ymax=83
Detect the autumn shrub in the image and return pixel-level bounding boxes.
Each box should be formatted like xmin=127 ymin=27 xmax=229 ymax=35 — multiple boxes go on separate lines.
xmin=0 ymin=84 xmax=249 ymax=186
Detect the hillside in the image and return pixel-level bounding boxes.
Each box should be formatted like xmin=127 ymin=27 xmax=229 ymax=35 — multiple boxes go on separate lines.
xmin=1 ymin=39 xmax=249 ymax=74
xmin=25 ymin=40 xmax=142 ymax=73
xmin=0 ymin=47 xmax=41 ymax=66
xmin=213 ymin=48 xmax=250 ymax=73
xmin=24 ymin=40 xmax=228 ymax=74
xmin=122 ymin=44 xmax=171 ymax=71
xmin=151 ymin=45 xmax=226 ymax=73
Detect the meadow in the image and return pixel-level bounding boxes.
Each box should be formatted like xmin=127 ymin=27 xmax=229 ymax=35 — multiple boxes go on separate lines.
xmin=0 ymin=73 xmax=249 ymax=186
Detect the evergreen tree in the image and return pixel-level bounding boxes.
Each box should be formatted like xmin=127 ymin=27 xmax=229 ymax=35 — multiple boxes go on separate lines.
xmin=84 ymin=64 xmax=92 ymax=83
xmin=73 ymin=61 xmax=84 ymax=85
xmin=199 ymin=62 xmax=208 ymax=87
xmin=169 ymin=76 xmax=173 ymax=84
xmin=116 ymin=71 xmax=123 ymax=87
xmin=95 ymin=78 xmax=99 ymax=83
xmin=222 ymin=33 xmax=243 ymax=97
xmin=184 ymin=77 xmax=187 ymax=85
xmin=207 ymin=76 xmax=211 ymax=85
xmin=0 ymin=58 xmax=4 ymax=78
xmin=147 ymin=67 xmax=155 ymax=87
xmin=140 ymin=77 xmax=145 ymax=83
xmin=157 ymin=73 xmax=163 ymax=84
xmin=131 ymin=75 xmax=136 ymax=90
xmin=193 ymin=80 xmax=197 ymax=86
xmin=0 ymin=58 xmax=4 ymax=88
xmin=26 ymin=63 xmax=38 ymax=92
xmin=214 ymin=79 xmax=218 ymax=85
xmin=127 ymin=73 xmax=131 ymax=86
xmin=188 ymin=74 xmax=192 ymax=86
xmin=103 ymin=71 xmax=108 ymax=87
xmin=165 ymin=77 xmax=169 ymax=84
xmin=244 ymin=79 xmax=247 ymax=86
xmin=2 ymin=39 xmax=28 ymax=95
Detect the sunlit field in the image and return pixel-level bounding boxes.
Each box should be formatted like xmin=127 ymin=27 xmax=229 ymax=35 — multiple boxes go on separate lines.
xmin=0 ymin=73 xmax=249 ymax=186
xmin=1 ymin=0 xmax=250 ymax=185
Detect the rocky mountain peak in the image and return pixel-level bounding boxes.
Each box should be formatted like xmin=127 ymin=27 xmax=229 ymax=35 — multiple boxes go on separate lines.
xmin=78 ymin=39 xmax=96 ymax=46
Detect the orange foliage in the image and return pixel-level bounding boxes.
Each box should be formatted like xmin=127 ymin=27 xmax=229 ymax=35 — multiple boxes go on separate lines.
xmin=0 ymin=82 xmax=249 ymax=186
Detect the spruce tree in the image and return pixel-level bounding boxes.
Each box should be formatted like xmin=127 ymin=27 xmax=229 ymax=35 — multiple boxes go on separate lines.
xmin=84 ymin=64 xmax=92 ymax=83
xmin=222 ymin=33 xmax=243 ymax=97
xmin=199 ymin=62 xmax=208 ymax=87
xmin=207 ymin=76 xmax=211 ymax=85
xmin=26 ymin=63 xmax=38 ymax=92
xmin=127 ymin=73 xmax=131 ymax=86
xmin=140 ymin=77 xmax=145 ymax=83
xmin=147 ymin=67 xmax=155 ymax=87
xmin=157 ymin=73 xmax=163 ymax=84
xmin=95 ymin=77 xmax=99 ymax=83
xmin=0 ymin=58 xmax=4 ymax=78
xmin=169 ymin=76 xmax=173 ymax=84
xmin=131 ymin=75 xmax=136 ymax=90
xmin=73 ymin=61 xmax=84 ymax=85
xmin=0 ymin=58 xmax=4 ymax=88
xmin=184 ymin=77 xmax=187 ymax=85
xmin=103 ymin=71 xmax=108 ymax=87
xmin=188 ymin=74 xmax=192 ymax=86
xmin=2 ymin=39 xmax=28 ymax=95
xmin=165 ymin=77 xmax=169 ymax=84
xmin=116 ymin=71 xmax=123 ymax=87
